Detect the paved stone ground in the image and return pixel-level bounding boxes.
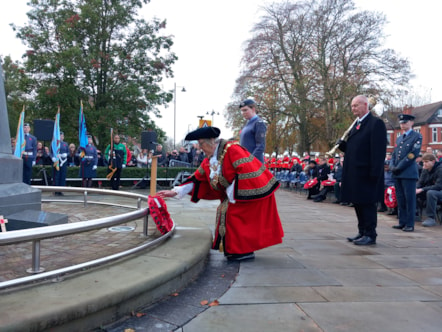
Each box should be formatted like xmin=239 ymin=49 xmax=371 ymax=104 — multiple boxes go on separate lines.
xmin=2 ymin=187 xmax=442 ymax=332
xmin=102 ymin=187 xmax=442 ymax=332
xmin=0 ymin=191 xmax=157 ymax=282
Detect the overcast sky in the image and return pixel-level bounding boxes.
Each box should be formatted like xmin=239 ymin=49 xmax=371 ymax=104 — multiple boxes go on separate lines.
xmin=1 ymin=0 xmax=441 ymax=145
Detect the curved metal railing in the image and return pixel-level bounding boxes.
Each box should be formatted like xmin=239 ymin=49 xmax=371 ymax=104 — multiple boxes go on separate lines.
xmin=0 ymin=186 xmax=175 ymax=290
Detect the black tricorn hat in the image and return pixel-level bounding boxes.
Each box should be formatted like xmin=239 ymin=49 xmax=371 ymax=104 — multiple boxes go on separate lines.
xmin=185 ymin=127 xmax=220 ymax=141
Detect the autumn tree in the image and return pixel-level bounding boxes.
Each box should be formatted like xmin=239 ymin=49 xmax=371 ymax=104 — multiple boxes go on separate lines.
xmin=8 ymin=0 xmax=176 ymax=149
xmin=229 ymin=0 xmax=411 ymax=154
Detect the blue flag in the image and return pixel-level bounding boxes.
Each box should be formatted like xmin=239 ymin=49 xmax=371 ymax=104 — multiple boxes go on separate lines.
xmin=79 ymin=101 xmax=88 ymax=157
xmin=14 ymin=107 xmax=25 ymax=158
xmin=51 ymin=107 xmax=61 ymax=170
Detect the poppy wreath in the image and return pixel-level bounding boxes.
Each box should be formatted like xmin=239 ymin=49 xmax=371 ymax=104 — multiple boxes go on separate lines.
xmin=148 ymin=195 xmax=174 ymax=235
xmin=303 ymin=177 xmax=318 ymax=189
xmin=321 ymin=179 xmax=336 ymax=187
xmin=384 ymin=186 xmax=397 ymax=208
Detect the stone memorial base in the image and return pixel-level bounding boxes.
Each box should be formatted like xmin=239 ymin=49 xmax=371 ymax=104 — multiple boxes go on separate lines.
xmin=5 ymin=209 xmax=68 ymax=231
xmin=0 ymin=182 xmax=42 ymax=216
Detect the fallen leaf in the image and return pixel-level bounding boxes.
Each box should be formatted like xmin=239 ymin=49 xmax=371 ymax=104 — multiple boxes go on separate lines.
xmin=124 ymin=329 xmax=135 ymax=332
xmin=200 ymin=300 xmax=209 ymax=306
xmin=171 ymin=292 xmax=179 ymax=296
xmin=136 ymin=312 xmax=146 ymax=317
xmin=209 ymin=300 xmax=219 ymax=306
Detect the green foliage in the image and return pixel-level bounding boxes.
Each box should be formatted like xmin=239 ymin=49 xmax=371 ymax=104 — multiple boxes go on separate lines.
xmin=4 ymin=0 xmax=175 ymax=150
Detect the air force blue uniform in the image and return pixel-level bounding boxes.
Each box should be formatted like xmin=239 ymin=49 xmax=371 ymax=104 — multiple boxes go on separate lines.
xmin=22 ymin=133 xmax=38 ymax=184
xmin=390 ymin=129 xmax=422 ymax=228
xmin=240 ymin=115 xmax=266 ymax=163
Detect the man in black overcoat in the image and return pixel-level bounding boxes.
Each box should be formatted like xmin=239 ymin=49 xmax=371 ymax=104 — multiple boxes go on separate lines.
xmin=338 ymin=95 xmax=387 ymax=245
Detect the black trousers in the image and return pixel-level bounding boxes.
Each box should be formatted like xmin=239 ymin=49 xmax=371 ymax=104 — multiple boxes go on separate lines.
xmin=109 ymin=167 xmax=122 ymax=190
xmin=354 ymin=203 xmax=377 ymax=239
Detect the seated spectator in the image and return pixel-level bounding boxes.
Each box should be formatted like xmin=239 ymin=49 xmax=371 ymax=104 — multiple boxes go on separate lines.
xmin=416 ymin=153 xmax=442 ymax=227
xmin=311 ymin=155 xmax=331 ymax=202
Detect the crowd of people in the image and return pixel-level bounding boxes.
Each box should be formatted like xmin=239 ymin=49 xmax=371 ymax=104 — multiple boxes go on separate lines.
xmin=10 ymin=95 xmax=441 ymax=262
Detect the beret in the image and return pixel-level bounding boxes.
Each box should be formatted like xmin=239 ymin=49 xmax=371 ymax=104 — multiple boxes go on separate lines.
xmin=185 ymin=126 xmax=220 ymax=140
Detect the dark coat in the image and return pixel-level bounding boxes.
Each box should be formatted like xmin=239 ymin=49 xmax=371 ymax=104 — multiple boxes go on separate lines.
xmin=339 ymin=113 xmax=387 ymax=204
xmin=416 ymin=161 xmax=442 ymax=192
xmin=390 ymin=130 xmax=422 ymax=180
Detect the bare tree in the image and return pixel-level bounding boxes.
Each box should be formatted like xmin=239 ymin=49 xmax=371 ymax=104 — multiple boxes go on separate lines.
xmin=229 ymin=0 xmax=411 ymax=153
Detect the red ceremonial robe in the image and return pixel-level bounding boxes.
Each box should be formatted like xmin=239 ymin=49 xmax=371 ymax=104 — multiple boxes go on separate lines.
xmin=184 ymin=140 xmax=284 ymax=255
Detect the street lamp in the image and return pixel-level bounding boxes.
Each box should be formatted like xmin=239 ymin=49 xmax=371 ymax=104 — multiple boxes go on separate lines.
xmin=206 ymin=110 xmax=220 ymax=125
xmin=173 ymin=82 xmax=186 ymax=149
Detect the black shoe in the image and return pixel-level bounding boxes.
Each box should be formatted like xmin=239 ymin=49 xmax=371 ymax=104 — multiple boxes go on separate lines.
xmin=392 ymin=224 xmax=405 ymax=229
xmin=402 ymin=226 xmax=414 ymax=232
xmin=340 ymin=202 xmax=349 ymax=206
xmin=227 ymin=252 xmax=255 ymax=261
xmin=332 ymin=200 xmax=341 ymax=204
xmin=313 ymin=196 xmax=324 ymax=202
xmin=347 ymin=234 xmax=363 ymax=242
xmin=377 ymin=207 xmax=387 ymax=212
xmin=353 ymin=236 xmax=376 ymax=245
xmin=387 ymin=210 xmax=398 ymax=215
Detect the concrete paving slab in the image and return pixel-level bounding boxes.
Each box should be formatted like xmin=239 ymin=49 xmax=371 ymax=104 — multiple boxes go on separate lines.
xmin=312 ymin=285 xmax=441 ymax=302
xmin=367 ymin=254 xmax=442 ymax=268
xmin=299 ymin=301 xmax=442 ymax=332
xmin=322 ymin=268 xmax=418 ymax=286
xmin=234 ymin=267 xmax=341 ymax=287
xmin=295 ymin=254 xmax=386 ymax=269
xmin=219 ymin=286 xmax=326 ymax=304
xmin=422 ymin=285 xmax=442 ymax=296
xmin=393 ymin=267 xmax=442 ymax=285
xmin=183 ymin=303 xmax=322 ymax=332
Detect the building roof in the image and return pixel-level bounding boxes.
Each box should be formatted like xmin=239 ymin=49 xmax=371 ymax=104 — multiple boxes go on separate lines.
xmin=412 ymin=101 xmax=442 ymax=126
xmin=382 ymin=101 xmax=442 ymax=129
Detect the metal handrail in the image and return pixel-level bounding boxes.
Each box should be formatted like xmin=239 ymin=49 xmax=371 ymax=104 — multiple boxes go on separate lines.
xmin=0 ymin=186 xmax=175 ymax=290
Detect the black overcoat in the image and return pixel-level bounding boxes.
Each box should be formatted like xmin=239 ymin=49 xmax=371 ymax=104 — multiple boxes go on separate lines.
xmin=339 ymin=113 xmax=387 ymax=204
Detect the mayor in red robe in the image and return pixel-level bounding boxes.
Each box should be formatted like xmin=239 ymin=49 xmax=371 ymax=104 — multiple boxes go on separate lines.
xmin=157 ymin=127 xmax=284 ymax=261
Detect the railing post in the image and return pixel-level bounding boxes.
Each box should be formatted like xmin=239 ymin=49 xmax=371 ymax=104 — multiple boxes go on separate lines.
xmin=84 ymin=190 xmax=88 ymax=208
xmin=143 ymin=214 xmax=148 ymax=237
xmin=150 ymin=156 xmax=158 ymax=196
xmin=26 ymin=240 xmax=45 ymax=274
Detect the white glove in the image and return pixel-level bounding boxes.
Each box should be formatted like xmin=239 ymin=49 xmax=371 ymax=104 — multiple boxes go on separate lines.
xmin=32 ymin=161 xmax=36 ymax=166
xmin=61 ymin=153 xmax=67 ymax=158
xmin=226 ymin=181 xmax=236 ymax=203
xmin=52 ymin=157 xmax=57 ymax=163
xmin=122 ymin=164 xmax=126 ymax=168
xmin=92 ymin=165 xmax=97 ymax=170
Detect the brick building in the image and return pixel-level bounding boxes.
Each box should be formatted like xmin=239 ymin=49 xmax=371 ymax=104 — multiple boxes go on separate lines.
xmin=385 ymin=101 xmax=442 ymax=154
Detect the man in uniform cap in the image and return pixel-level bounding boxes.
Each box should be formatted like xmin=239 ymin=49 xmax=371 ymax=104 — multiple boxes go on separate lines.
xmin=157 ymin=127 xmax=284 ymax=261
xmin=22 ymin=122 xmax=38 ymax=184
xmin=390 ymin=113 xmax=422 ymax=232
xmin=239 ymin=99 xmax=267 ymax=163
